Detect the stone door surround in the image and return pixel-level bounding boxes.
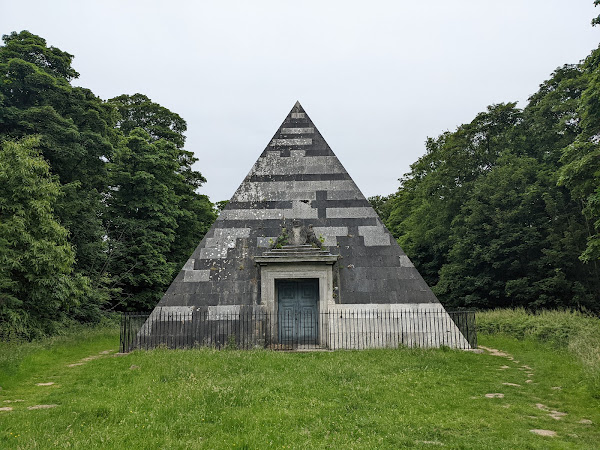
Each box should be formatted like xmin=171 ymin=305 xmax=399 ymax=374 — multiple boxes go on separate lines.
xmin=255 ymin=246 xmax=337 ymax=345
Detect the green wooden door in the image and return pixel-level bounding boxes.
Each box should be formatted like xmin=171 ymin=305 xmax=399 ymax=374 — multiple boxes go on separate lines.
xmin=278 ymin=280 xmax=318 ymax=345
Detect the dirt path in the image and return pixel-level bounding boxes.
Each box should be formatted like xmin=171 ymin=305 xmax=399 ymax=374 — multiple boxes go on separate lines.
xmin=1 ymin=349 xmax=117 ymax=414
xmin=478 ymin=345 xmax=593 ymax=438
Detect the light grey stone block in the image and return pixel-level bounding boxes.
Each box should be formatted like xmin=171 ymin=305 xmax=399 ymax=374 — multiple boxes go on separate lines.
xmin=281 ymin=127 xmax=314 ymax=134
xmin=142 ymin=306 xmax=194 ymax=338
xmin=220 ymin=209 xmax=285 ymax=220
xmin=232 ymin=181 xmax=357 ymax=202
xmin=220 ymin=206 xmax=317 ymax=221
xmin=183 ymin=269 xmax=210 ymax=282
xmin=325 ymin=180 xmax=359 ymax=192
xmin=213 ymin=228 xmax=251 ymax=240
xmin=155 ymin=306 xmax=195 ymax=315
xmin=326 ymin=207 xmax=378 ymax=219
xmin=200 ymin=228 xmax=251 ymax=259
xmin=327 ymin=190 xmax=365 ymax=200
xmin=291 ymin=200 xmax=319 ymax=218
xmin=269 ymin=138 xmax=312 ymax=146
xmin=291 ymin=112 xmax=305 ymax=118
xmin=399 ymin=255 xmax=415 ymax=267
xmin=313 ymin=226 xmax=348 ymax=246
xmin=251 ymin=156 xmax=343 ymax=176
xmin=324 ymin=303 xmax=469 ymax=349
xmin=231 ymin=190 xmax=315 ymax=202
xmin=358 ymin=225 xmax=391 ymax=246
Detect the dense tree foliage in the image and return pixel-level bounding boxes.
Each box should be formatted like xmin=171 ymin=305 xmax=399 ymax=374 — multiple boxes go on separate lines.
xmin=0 ymin=139 xmax=93 ymax=338
xmin=0 ymin=32 xmax=215 ymax=337
xmin=380 ymin=47 xmax=600 ymax=312
xmin=559 ymin=50 xmax=600 ymax=265
xmin=108 ymin=94 xmax=215 ymax=280
xmin=104 ymin=94 xmax=215 ymax=310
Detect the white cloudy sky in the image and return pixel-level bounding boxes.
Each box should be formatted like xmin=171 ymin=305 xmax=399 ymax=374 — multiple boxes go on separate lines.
xmin=2 ymin=1 xmax=599 ymax=202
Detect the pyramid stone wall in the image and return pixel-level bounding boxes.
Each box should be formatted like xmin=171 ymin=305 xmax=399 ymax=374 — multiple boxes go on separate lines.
xmin=161 ymin=102 xmax=437 ymax=310
xmin=143 ymin=102 xmax=470 ymax=349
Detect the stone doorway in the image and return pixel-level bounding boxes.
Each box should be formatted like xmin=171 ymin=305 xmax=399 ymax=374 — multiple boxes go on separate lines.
xmin=254 ymin=244 xmax=338 ymax=348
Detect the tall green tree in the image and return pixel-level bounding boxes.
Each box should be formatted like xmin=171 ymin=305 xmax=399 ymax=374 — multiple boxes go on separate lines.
xmin=435 ymin=154 xmax=594 ymax=310
xmin=0 ymin=31 xmax=217 ymax=323
xmin=0 ymin=139 xmax=93 ymax=338
xmin=0 ymin=31 xmax=115 ymax=311
xmin=522 ymin=59 xmax=599 ymax=303
xmin=385 ymin=103 xmax=522 ymax=287
xmin=368 ymin=195 xmax=394 ymax=223
xmin=107 ymin=94 xmax=215 ymax=310
xmin=559 ymin=46 xmax=600 ymax=264
xmin=105 ymin=129 xmax=182 ymax=310
xmin=110 ymin=93 xmax=187 ymax=147
xmin=381 ymin=56 xmax=599 ymax=311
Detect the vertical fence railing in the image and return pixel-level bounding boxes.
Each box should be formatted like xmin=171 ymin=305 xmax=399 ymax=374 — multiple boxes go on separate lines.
xmin=447 ymin=310 xmax=477 ymax=349
xmin=119 ymin=310 xmax=477 ymax=352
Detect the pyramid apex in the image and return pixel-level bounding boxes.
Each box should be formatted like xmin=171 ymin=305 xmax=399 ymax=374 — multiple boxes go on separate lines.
xmin=292 ymin=100 xmax=304 ymax=112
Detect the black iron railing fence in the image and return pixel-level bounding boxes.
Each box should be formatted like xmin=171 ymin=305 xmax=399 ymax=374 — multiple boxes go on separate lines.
xmin=120 ymin=309 xmax=476 ymax=352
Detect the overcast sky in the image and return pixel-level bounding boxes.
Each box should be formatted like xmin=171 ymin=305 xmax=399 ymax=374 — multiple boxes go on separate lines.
xmin=2 ymin=1 xmax=599 ymax=202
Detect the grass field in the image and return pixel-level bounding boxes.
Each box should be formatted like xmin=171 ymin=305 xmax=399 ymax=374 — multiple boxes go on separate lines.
xmin=1 ymin=313 xmax=599 ymax=449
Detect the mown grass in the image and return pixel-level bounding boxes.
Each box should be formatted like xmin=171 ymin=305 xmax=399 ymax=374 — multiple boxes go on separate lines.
xmin=0 ymin=311 xmax=599 ymax=448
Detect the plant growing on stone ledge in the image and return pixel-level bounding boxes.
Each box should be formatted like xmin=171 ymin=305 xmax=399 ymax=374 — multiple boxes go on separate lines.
xmin=273 ymin=228 xmax=288 ymax=249
xmin=318 ymin=234 xmax=326 ymax=250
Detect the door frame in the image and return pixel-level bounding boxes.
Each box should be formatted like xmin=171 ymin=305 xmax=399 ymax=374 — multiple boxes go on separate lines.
xmin=258 ymin=263 xmax=335 ymax=346
xmin=276 ymin=278 xmax=319 ymax=345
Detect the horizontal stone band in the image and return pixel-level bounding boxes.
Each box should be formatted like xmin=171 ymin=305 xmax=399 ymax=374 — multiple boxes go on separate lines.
xmin=269 ymin=138 xmax=312 ymax=146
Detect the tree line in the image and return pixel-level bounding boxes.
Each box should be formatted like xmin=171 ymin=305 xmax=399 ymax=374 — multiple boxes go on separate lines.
xmin=0 ymin=31 xmax=216 ymax=338
xmin=371 ymin=42 xmax=600 ymax=312
xmin=3 ymin=22 xmax=600 ymax=339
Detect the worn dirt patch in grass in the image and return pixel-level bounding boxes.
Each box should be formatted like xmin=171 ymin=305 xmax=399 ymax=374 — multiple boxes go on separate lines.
xmin=27 ymin=404 xmax=58 ymax=410
xmin=66 ymin=349 xmax=117 ymax=368
xmin=480 ymin=346 xmax=510 ymax=357
xmin=530 ymin=429 xmax=557 ymax=437
xmin=536 ymin=403 xmax=567 ymax=420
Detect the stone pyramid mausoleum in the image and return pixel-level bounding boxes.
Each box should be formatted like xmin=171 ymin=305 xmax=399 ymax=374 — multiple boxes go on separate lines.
xmin=142 ymin=102 xmax=470 ymax=349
